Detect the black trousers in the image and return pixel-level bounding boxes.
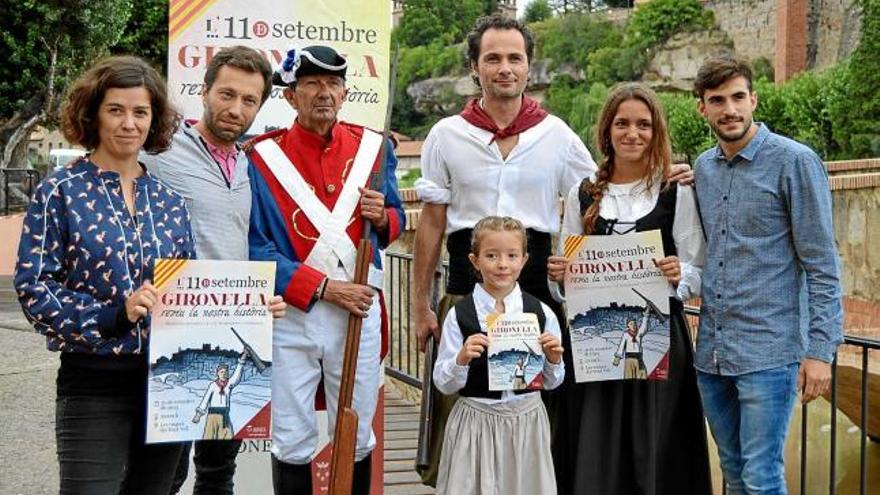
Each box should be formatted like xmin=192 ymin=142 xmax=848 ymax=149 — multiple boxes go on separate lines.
xmin=56 ymin=394 xmax=183 ymax=495
xmin=169 ymin=440 xmax=242 ymax=495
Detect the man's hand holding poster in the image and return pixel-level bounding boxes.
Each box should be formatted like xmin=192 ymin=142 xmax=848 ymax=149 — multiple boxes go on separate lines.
xmin=146 ymin=259 xmax=275 ymax=443
xmin=562 ymin=230 xmax=671 ymax=383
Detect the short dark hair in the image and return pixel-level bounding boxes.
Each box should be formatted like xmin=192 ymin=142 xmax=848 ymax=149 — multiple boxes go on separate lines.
xmin=693 ymin=55 xmax=754 ymax=100
xmin=204 ymin=45 xmax=274 ymax=105
xmin=61 ymin=56 xmax=178 ymax=153
xmin=466 ymin=14 xmax=535 ymax=82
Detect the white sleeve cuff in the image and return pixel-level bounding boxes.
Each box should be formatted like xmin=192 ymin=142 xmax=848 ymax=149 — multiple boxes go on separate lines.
xmin=676 ymin=262 xmax=702 ymax=300
xmin=414 ymin=178 xmax=451 ymax=204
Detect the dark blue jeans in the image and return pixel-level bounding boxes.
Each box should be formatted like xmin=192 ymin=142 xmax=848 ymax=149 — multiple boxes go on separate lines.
xmin=56 ymin=394 xmax=183 ymax=495
xmin=697 ymin=363 xmax=799 ymax=495
xmin=169 ymin=440 xmax=242 ymax=495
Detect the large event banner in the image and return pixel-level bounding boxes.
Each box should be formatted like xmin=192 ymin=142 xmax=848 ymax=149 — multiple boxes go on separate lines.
xmin=167 ymin=0 xmax=391 ymax=133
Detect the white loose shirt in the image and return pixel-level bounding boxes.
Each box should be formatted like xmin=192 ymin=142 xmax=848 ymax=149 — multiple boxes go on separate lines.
xmin=433 ymin=283 xmax=565 ymax=404
xmin=415 ymin=114 xmax=597 ymax=234
xmin=196 ymin=362 xmax=244 ymax=413
xmin=561 ymin=176 xmax=706 ymax=301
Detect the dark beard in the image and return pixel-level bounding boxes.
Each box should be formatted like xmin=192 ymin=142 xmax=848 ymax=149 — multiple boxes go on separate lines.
xmin=712 ymin=117 xmax=752 ymax=143
xmin=204 ymin=106 xmax=245 ymax=143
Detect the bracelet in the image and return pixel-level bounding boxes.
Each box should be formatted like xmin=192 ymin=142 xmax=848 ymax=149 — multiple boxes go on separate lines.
xmin=318 ymin=278 xmax=328 ymax=300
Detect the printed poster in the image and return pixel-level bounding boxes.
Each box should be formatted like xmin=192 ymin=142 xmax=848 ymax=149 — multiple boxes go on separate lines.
xmin=167 ymin=0 xmax=391 ymax=133
xmin=487 ymin=313 xmax=544 ymax=391
xmin=562 ymin=230 xmax=671 ymax=383
xmin=146 ymin=259 xmax=275 ymax=444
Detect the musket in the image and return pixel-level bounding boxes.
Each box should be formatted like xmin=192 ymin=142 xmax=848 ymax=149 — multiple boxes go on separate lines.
xmin=328 ymin=45 xmax=399 ymax=495
xmin=631 ymin=288 xmax=668 ymax=322
xmin=522 ymin=340 xmax=542 ymax=359
xmin=230 ymin=327 xmax=267 ymax=373
xmin=415 ymin=271 xmax=442 ymax=469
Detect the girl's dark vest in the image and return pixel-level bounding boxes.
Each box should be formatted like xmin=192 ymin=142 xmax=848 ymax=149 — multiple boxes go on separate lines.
xmin=578 ymin=178 xmax=679 ymax=257
xmin=456 ymin=291 xmax=547 ymax=400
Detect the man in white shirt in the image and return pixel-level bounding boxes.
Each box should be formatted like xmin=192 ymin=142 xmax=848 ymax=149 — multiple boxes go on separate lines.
xmin=411 ymin=14 xmax=597 ymax=486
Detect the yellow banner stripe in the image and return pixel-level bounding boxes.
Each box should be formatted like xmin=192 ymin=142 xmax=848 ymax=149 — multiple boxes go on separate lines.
xmin=153 ymin=258 xmax=189 ymax=290
xmin=169 ymin=0 xmax=218 ymax=42
xmin=563 ymin=235 xmax=587 ymax=260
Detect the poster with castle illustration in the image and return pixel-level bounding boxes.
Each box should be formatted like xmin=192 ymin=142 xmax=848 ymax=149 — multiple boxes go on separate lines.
xmin=146 ymin=259 xmax=275 ymax=444
xmin=563 ymin=230 xmax=671 ymax=383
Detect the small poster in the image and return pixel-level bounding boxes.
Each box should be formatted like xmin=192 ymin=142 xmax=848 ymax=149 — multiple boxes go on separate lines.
xmin=146 ymin=259 xmax=275 ymax=444
xmin=487 ymin=312 xmax=544 ymax=391
xmin=563 ymin=230 xmax=671 ymax=383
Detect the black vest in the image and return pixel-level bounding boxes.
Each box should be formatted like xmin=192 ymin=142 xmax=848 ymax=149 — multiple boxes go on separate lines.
xmin=457 ymin=291 xmax=547 ymax=399
xmin=577 ymin=178 xmax=685 ymax=315
xmin=578 ymin=178 xmax=679 ymax=257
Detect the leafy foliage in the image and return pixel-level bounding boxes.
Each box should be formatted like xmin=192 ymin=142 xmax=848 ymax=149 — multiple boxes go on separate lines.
xmin=657 ymin=93 xmax=714 ymax=162
xmin=625 ymin=0 xmax=713 ymax=51
xmin=394 ymin=0 xmax=485 ymax=48
xmin=111 ymin=0 xmax=169 ymax=73
xmin=523 ymin=0 xmax=554 ymax=23
xmin=827 ymin=0 xmax=880 ymax=157
xmin=539 ymin=13 xmax=621 ymax=70
xmin=0 ymin=0 xmax=133 ymax=121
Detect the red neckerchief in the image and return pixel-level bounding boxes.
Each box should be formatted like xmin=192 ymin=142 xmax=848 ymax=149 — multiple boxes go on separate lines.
xmin=216 ymin=378 xmax=229 ymax=395
xmin=459 ymin=96 xmax=548 ymax=142
xmin=628 ymin=326 xmax=638 ymax=343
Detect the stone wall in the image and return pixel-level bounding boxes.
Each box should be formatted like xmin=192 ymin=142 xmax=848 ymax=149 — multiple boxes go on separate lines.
xmin=702 ymin=0 xmax=778 ymax=62
xmin=833 ymin=186 xmax=880 ymax=304
xmin=700 ymin=0 xmax=861 ymax=71
xmin=812 ymin=0 xmax=863 ymax=70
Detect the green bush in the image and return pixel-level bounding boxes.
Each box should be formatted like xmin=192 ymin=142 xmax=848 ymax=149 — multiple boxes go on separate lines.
xmin=625 ymin=0 xmax=714 ymax=51
xmin=539 ymin=14 xmax=621 ymax=71
xmin=828 ymin=0 xmax=880 ymax=157
xmin=659 ymin=93 xmax=715 ymax=163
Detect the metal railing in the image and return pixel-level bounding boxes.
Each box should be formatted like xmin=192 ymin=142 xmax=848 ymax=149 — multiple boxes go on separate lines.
xmin=383 ymin=251 xmax=877 ymax=494
xmin=1 ymin=168 xmax=42 ymax=215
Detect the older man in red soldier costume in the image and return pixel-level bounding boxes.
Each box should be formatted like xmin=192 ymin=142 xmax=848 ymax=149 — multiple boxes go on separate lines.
xmin=245 ymin=45 xmax=405 ymax=494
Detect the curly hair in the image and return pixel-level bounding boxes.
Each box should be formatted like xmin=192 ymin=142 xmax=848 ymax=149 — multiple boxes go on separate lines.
xmin=60 ymin=56 xmax=179 ymax=153
xmin=470 ymin=215 xmax=528 ymax=255
xmin=466 ymin=14 xmax=535 ymax=87
xmin=582 ymin=83 xmax=672 ymax=234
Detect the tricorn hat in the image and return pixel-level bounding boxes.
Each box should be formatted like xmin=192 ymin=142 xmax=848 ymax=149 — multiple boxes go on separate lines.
xmin=273 ymin=45 xmax=348 ymax=87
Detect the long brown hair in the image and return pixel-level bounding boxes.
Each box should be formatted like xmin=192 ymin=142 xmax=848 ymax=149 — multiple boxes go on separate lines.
xmin=582 ymin=83 xmax=672 ymax=234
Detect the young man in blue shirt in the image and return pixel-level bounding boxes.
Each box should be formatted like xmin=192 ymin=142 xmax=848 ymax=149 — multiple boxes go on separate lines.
xmin=693 ymin=55 xmax=844 ymax=494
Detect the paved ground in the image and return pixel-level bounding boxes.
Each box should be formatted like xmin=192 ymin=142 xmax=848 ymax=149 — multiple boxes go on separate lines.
xmin=0 ymin=279 xmax=57 ymax=495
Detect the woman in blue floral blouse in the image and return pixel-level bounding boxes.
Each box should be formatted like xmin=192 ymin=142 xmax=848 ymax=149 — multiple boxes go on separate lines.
xmin=14 ymin=56 xmax=195 ymax=495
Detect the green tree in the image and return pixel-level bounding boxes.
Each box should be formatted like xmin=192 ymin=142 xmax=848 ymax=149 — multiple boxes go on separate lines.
xmin=0 ymin=0 xmax=133 ymax=169
xmin=395 ymin=0 xmax=484 ymax=48
xmin=828 ymin=0 xmax=880 ymax=157
xmin=540 ymin=13 xmax=621 ymax=70
xmin=112 ymin=0 xmax=169 ymax=73
xmin=523 ymin=0 xmax=554 ymax=23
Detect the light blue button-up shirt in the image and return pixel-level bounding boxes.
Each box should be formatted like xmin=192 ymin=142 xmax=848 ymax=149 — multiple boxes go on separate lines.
xmin=694 ymin=124 xmax=843 ymax=375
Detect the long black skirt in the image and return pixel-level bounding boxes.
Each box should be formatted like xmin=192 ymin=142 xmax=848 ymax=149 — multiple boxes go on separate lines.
xmin=548 ymin=304 xmax=713 ymax=495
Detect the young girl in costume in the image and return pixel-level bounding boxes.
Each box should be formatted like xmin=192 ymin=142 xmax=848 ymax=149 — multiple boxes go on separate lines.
xmin=433 ymin=216 xmax=565 ymax=494
xmin=547 ymin=82 xmax=712 ymax=494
